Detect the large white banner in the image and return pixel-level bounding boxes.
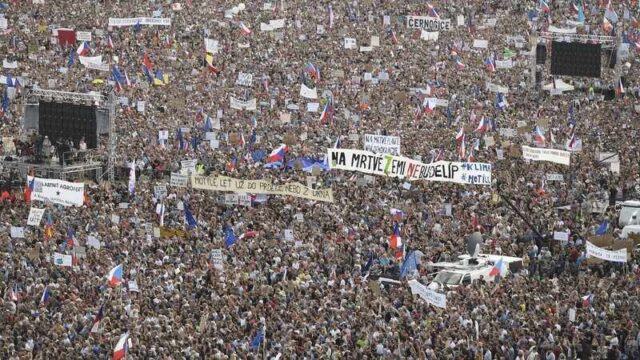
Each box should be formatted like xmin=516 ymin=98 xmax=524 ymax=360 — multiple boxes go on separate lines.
xmin=408 ymin=280 xmax=447 ymax=308
xmin=53 ymin=253 xmax=73 ymax=267
xmin=27 ymin=176 xmax=85 ymax=206
xmin=522 ymin=146 xmax=571 ymax=165
xmin=406 ymin=16 xmax=451 ymax=31
xmin=79 ymin=56 xmax=102 ymax=66
xmin=84 ymin=62 xmax=110 ymax=72
xmin=364 ymin=134 xmax=401 ymax=155
xmin=229 ymin=97 xmax=257 ymax=111
xmin=108 ymin=17 xmax=172 ymax=27
xmin=586 ymin=241 xmax=627 ymax=263
xmin=327 ymin=148 xmax=491 ymax=185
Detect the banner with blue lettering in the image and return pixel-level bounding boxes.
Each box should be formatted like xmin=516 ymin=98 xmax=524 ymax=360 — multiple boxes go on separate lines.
xmin=327 ymin=149 xmax=491 ymax=185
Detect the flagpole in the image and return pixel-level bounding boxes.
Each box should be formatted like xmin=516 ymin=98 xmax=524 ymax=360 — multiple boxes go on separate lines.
xmin=262 ymin=322 xmax=267 ymax=360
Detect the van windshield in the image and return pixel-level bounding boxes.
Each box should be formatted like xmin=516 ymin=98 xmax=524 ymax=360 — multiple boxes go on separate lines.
xmin=434 ymin=272 xmax=462 ymax=285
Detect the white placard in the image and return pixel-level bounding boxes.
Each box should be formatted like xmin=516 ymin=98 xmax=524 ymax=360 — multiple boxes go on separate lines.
xmin=53 ymin=253 xmax=73 ymax=267
xmin=327 ymin=148 xmax=492 ymax=185
xmin=495 ymin=59 xmax=513 ymax=69
xmin=486 ymin=82 xmax=509 ymax=94
xmin=128 ymin=280 xmax=140 ymax=292
xmin=170 ymin=173 xmax=188 ymax=187
xmin=586 ymin=241 xmax=627 ymax=263
xmin=154 ymin=185 xmax=167 ymax=199
xmin=10 ymin=226 xmax=24 ymax=238
xmin=136 ymin=101 xmax=145 ymax=113
xmin=205 ymin=38 xmax=219 ymax=54
xmin=27 ymin=208 xmax=46 ymax=226
xmin=498 ymin=128 xmax=516 ymax=138
xmin=406 ymin=16 xmax=451 ymax=31
xmin=224 ymin=193 xmax=251 ymax=207
xmin=181 ymin=159 xmax=197 ymax=174
xmin=2 ymin=59 xmax=18 ymax=69
xmin=229 ymin=97 xmax=257 ymax=111
xmin=87 ymin=236 xmax=101 ymax=249
xmin=299 ymin=84 xmax=318 ymax=99
xmin=364 ymin=134 xmax=401 ymax=155
xmin=344 ymin=38 xmax=357 ymax=49
xmin=211 ymin=249 xmax=224 ymax=270
xmin=27 ymin=176 xmax=85 ymax=206
xmin=420 ymin=30 xmax=439 ymax=41
xmin=371 ymin=36 xmax=380 ymax=47
xmin=84 ymin=62 xmax=110 ymax=72
xmin=307 ymin=103 xmax=319 ymax=112
xmin=546 ymin=173 xmax=564 ymax=182
xmin=473 ymin=39 xmax=489 ymax=48
xmin=235 ymin=72 xmax=253 ymax=87
xmin=158 ymin=130 xmax=169 ymax=140
xmin=76 ymin=31 xmax=92 ymax=41
xmin=522 ymin=146 xmax=571 ymax=166
xmin=284 ymin=229 xmax=294 ymax=241
xmin=108 ymin=17 xmax=172 ymax=27
xmin=457 ymin=15 xmax=465 ymax=26
xmin=611 ymin=162 xmax=620 ymax=174
xmin=597 ymin=152 xmax=619 ymax=164
xmin=408 ymin=280 xmax=447 ymax=308
xmin=553 ymin=231 xmax=569 ymax=241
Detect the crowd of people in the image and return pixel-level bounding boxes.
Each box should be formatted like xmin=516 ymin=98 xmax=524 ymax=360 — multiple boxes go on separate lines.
xmin=0 ymin=0 xmax=640 ymax=358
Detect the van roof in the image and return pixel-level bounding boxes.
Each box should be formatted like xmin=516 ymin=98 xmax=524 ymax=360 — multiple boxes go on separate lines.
xmin=622 ymin=200 xmax=640 ymax=207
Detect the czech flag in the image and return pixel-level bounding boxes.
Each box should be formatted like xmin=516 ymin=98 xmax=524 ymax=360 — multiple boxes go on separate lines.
xmin=143 ymin=52 xmax=153 ymax=71
xmin=615 ymin=78 xmax=625 ymax=96
xmin=467 ymin=148 xmax=476 ymax=162
xmin=540 ymin=0 xmax=550 ymax=13
xmin=427 ymin=3 xmax=440 ymax=18
xmin=226 ymin=156 xmax=237 ymax=173
xmin=484 ymin=57 xmax=496 ymax=72
xmin=424 ymin=98 xmax=436 ymax=113
xmin=76 ymin=41 xmax=90 ymax=56
xmin=304 ymin=63 xmax=320 ymax=81
xmin=387 ymin=28 xmax=398 ymax=44
xmin=390 ymin=208 xmax=405 ymax=220
xmin=267 ymin=144 xmax=287 ymax=163
xmin=475 ymin=117 xmax=488 ymax=133
xmin=90 ymin=305 xmax=104 ymax=333
xmin=389 ymin=224 xmax=402 ymax=249
xmin=533 ymin=126 xmax=546 ymax=145
xmin=454 ymin=57 xmax=465 ymax=70
xmin=582 ymin=294 xmax=593 ymax=307
xmin=239 ymin=22 xmax=252 ymax=35
xmin=107 ymin=35 xmax=114 ymax=49
xmin=9 ymin=285 xmax=19 ymax=302
xmin=457 ymin=135 xmax=466 ymax=158
xmin=319 ymin=101 xmax=333 ymax=123
xmin=40 ymin=286 xmax=50 ymax=306
xmin=112 ymin=333 xmax=131 ymax=360
xmin=489 ymin=257 xmax=505 ymax=276
xmin=24 ymin=177 xmax=35 ymax=202
xmin=455 ymin=127 xmax=465 ymax=144
xmin=107 ymin=264 xmax=123 ymax=287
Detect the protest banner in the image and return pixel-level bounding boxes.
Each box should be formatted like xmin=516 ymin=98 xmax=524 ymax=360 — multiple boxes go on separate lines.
xmin=211 ymin=249 xmax=224 ymax=270
xmin=170 ymin=172 xmax=188 ymax=187
xmin=3 ymin=59 xmax=18 ymax=69
xmin=53 ymin=253 xmax=73 ymax=267
xmin=522 ymin=146 xmax=571 ymax=165
xmin=364 ymin=134 xmax=401 ymax=155
xmin=586 ymin=241 xmax=627 ymax=263
xmin=408 ymin=280 xmax=447 ymax=308
xmin=224 ymin=193 xmax=252 ymax=207
xmin=76 ymin=31 xmax=92 ymax=41
xmin=27 ymin=176 xmax=85 ymax=206
xmin=495 ymin=59 xmax=513 ymax=69
xmin=192 ymin=176 xmax=334 ymax=203
xmin=154 ymin=185 xmax=167 ymax=199
xmin=79 ymin=56 xmax=102 ymax=66
xmin=229 ymin=97 xmax=257 ymax=110
xmin=553 ymin=231 xmax=569 ymax=241
xmin=108 ymin=17 xmax=172 ymax=27
xmin=327 ymin=148 xmax=492 ymax=185
xmin=84 ymin=62 xmax=109 ymax=72
xmin=27 ymin=208 xmax=46 ymax=226
xmin=420 ymin=30 xmax=439 ymax=41
xmin=546 ymin=173 xmax=564 ymax=182
xmin=597 ymin=152 xmax=619 ymax=164
xmin=181 ymin=159 xmax=197 ymax=174
xmin=406 ymin=16 xmax=451 ymax=31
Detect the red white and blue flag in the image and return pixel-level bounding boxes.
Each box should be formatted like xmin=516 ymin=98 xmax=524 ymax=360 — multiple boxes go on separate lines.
xmin=267 ymin=144 xmax=287 ymax=163
xmin=76 ymin=41 xmax=90 ymax=56
xmin=107 ymin=264 xmax=123 ymax=287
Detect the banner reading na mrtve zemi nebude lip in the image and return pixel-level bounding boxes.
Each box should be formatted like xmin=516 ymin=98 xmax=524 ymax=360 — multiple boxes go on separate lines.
xmin=327 ymin=148 xmax=492 ymax=185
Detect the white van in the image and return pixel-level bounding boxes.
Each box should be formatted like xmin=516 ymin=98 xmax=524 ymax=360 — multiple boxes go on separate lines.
xmin=619 ymin=200 xmax=640 ymax=227
xmin=428 ymin=266 xmax=494 ymax=290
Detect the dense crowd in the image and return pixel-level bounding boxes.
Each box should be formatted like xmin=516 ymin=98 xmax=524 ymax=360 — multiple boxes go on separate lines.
xmin=1 ymin=0 xmax=640 ymax=359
